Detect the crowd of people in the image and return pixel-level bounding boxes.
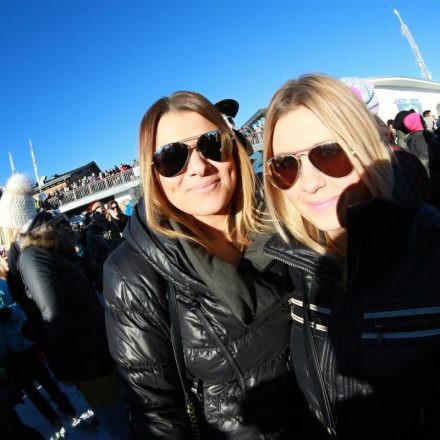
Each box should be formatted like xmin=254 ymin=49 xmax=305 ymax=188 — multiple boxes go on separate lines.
xmin=1 ymin=75 xmax=440 ymax=440
xmin=42 ymin=160 xmax=140 ymax=208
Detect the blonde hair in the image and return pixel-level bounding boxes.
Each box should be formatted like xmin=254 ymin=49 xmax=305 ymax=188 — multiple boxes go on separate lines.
xmin=0 ymin=227 xmax=18 ymax=280
xmin=0 ymin=227 xmax=19 ymax=253
xmin=263 ymin=74 xmax=394 ymax=255
xmin=139 ymin=91 xmax=258 ymax=251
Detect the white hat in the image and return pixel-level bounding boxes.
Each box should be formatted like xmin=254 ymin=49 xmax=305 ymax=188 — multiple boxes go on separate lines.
xmin=0 ymin=174 xmax=37 ymax=229
xmin=340 ymin=77 xmax=379 ymax=115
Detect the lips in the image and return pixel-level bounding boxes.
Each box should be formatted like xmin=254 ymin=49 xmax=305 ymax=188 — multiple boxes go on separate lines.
xmin=187 ymin=179 xmax=220 ymax=193
xmin=305 ymin=196 xmax=339 ymax=212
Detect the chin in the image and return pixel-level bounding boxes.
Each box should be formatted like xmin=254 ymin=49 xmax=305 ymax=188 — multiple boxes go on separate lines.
xmin=303 ymin=214 xmax=342 ymax=233
xmin=178 ymin=200 xmax=230 ymax=217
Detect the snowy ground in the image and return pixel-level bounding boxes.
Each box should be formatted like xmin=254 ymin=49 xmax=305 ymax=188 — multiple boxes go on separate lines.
xmin=16 ymin=382 xmax=121 ymax=439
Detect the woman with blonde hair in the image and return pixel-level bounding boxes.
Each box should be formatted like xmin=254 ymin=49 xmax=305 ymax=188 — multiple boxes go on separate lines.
xmin=263 ymin=74 xmax=440 ymax=439
xmin=103 ymin=91 xmax=308 ymax=439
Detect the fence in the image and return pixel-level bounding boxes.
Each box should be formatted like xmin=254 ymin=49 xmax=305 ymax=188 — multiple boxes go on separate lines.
xmin=49 ymin=167 xmax=138 ymax=207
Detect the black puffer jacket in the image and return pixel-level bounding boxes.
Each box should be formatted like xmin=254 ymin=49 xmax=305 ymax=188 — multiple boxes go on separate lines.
xmin=18 ymin=243 xmax=113 ymax=382
xmin=264 ymin=198 xmax=440 ymax=440
xmin=103 ymin=201 xmax=312 ymax=440
xmin=406 ymin=129 xmax=440 ymax=177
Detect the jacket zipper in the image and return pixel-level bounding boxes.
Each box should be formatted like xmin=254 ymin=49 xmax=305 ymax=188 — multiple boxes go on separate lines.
xmin=263 ymin=248 xmax=338 ymax=282
xmin=264 ymin=248 xmax=337 ymax=436
xmin=188 ymin=302 xmax=247 ymax=393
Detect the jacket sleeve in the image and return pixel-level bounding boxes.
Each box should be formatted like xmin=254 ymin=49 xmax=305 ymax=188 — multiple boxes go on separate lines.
xmin=19 ymin=248 xmax=76 ymax=380
xmin=103 ymin=257 xmax=192 ymax=439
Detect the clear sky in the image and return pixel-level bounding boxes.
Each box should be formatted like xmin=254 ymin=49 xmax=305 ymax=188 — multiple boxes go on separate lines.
xmin=1 ymin=0 xmax=439 ymax=186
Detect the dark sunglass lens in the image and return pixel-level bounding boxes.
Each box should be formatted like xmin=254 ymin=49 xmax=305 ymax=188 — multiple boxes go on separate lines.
xmin=153 ymin=143 xmax=189 ymax=177
xmin=309 ymin=143 xmax=353 ymax=178
xmin=269 ymin=155 xmax=299 ymax=190
xmin=197 ymin=131 xmax=225 ymax=162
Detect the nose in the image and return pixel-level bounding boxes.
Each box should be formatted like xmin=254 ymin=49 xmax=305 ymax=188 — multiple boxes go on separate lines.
xmin=185 ymin=146 xmax=212 ymax=176
xmin=298 ymin=156 xmax=326 ymax=193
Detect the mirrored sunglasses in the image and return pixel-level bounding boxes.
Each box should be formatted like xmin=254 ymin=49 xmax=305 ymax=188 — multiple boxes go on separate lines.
xmin=152 ymin=130 xmax=234 ymax=178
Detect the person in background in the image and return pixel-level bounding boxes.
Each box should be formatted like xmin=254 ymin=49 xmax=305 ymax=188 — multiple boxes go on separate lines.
xmin=0 ymin=174 xmax=46 ymax=350
xmin=403 ymin=111 xmax=440 ymax=207
xmin=386 ymin=119 xmax=396 ymax=141
xmin=104 ymin=91 xmax=312 ymax=439
xmin=0 ymin=246 xmax=45 ymax=440
xmin=84 ymin=201 xmax=122 ymax=292
xmin=403 ymin=112 xmax=440 ymax=176
xmin=106 ymin=200 xmax=128 ymax=236
xmin=18 ymin=212 xmax=129 ymax=437
xmin=393 ymin=109 xmax=415 ymax=149
xmin=423 ymin=109 xmax=435 ymax=132
xmin=0 ymin=251 xmax=77 ymax=428
xmin=263 ymin=74 xmax=440 ymax=439
xmin=215 ymin=98 xmax=254 ymax=155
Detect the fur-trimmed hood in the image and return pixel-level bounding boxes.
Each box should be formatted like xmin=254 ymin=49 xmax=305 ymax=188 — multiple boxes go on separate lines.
xmin=19 ymin=223 xmax=76 ymax=256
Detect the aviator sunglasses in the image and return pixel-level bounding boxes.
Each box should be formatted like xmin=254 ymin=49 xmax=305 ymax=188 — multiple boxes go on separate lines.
xmin=152 ymin=130 xmax=234 ymax=177
xmin=266 ymin=142 xmax=354 ymax=190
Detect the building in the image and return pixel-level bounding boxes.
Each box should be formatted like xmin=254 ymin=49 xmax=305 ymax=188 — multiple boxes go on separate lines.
xmin=368 ymin=76 xmax=440 ymax=122
xmin=34 ymin=161 xmax=101 ymax=197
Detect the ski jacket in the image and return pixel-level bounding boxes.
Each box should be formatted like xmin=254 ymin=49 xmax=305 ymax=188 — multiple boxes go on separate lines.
xmin=18 ymin=244 xmax=113 ymax=382
xmin=264 ymin=198 xmax=440 ymax=439
xmin=103 ymin=200 xmax=309 ymax=440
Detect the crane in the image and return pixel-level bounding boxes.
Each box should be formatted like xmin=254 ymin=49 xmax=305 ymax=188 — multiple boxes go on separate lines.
xmin=393 ymin=9 xmax=432 ymax=81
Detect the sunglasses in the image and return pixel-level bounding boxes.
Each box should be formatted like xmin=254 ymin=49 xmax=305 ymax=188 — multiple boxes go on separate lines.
xmin=266 ymin=142 xmax=354 ymax=190
xmin=152 ymin=130 xmax=234 ymax=177
xmin=109 ymin=206 xmax=118 ymax=210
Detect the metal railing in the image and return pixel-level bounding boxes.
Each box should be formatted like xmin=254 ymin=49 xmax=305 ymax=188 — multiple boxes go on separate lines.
xmin=245 ymin=131 xmax=264 ymax=145
xmin=49 ymin=167 xmax=139 ymax=207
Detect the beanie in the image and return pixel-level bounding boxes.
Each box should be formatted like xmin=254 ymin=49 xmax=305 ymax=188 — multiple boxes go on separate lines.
xmin=393 ymin=110 xmax=411 ymax=131
xmin=0 ymin=174 xmax=37 ymax=229
xmin=340 ymin=77 xmax=379 ymax=115
xmin=403 ymin=112 xmax=424 ymax=132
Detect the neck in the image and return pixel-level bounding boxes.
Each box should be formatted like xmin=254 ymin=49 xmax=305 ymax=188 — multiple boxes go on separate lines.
xmin=327 ymin=228 xmax=348 ymax=257
xmin=193 ymin=214 xmax=245 ymax=267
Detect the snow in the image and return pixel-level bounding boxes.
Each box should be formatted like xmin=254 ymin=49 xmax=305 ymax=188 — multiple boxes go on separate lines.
xmin=16 ymin=382 xmax=124 ymax=439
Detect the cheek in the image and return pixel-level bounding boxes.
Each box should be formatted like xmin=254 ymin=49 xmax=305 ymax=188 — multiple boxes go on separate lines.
xmin=158 ymin=175 xmax=184 ymax=199
xmin=284 ymin=185 xmax=301 ymax=206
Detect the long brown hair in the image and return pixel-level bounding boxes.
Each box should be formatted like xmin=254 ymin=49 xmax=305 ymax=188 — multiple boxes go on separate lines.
xmin=263 ymin=74 xmax=394 ymax=254
xmin=139 ymin=91 xmax=258 ymax=250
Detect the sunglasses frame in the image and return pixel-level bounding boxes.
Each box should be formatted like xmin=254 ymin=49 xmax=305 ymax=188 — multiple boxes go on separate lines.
xmin=152 ymin=129 xmax=235 ymax=178
xmin=266 ymin=141 xmax=355 ymax=191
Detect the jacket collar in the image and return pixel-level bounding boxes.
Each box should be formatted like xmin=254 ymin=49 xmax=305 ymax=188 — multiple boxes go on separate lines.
xmin=264 ymin=197 xmax=435 ymax=279
xmin=123 ymin=199 xmax=208 ymax=295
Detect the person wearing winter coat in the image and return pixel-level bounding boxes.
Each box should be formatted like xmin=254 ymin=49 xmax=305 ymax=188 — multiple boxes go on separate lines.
xmin=402 ymin=112 xmax=440 ymax=207
xmin=106 ymin=200 xmax=128 ymax=236
xmin=263 ymin=74 xmax=440 ymax=439
xmin=0 ymin=277 xmax=76 ymax=427
xmin=84 ymin=201 xmax=123 ymax=292
xmin=0 ymin=174 xmax=46 ymax=349
xmin=104 ymin=91 xmax=312 ymax=439
xmin=403 ymin=112 xmax=440 ymax=177
xmin=18 ymin=212 xmax=129 ymax=437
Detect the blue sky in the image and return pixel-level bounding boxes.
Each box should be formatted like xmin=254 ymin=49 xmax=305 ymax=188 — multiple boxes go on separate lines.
xmin=1 ymin=0 xmax=439 ymax=186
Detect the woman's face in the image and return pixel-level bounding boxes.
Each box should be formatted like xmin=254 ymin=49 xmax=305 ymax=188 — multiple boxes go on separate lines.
xmin=272 ymin=106 xmax=367 ymax=237
xmin=155 ymin=111 xmax=237 ymax=223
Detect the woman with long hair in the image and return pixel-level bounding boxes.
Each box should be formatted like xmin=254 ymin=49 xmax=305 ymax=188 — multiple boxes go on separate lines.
xmin=263 ymin=74 xmax=440 ymax=439
xmin=103 ymin=91 xmax=308 ymax=439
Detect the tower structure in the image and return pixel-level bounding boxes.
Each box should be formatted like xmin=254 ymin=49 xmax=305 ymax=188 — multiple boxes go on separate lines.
xmin=394 ymin=9 xmax=432 ymax=81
